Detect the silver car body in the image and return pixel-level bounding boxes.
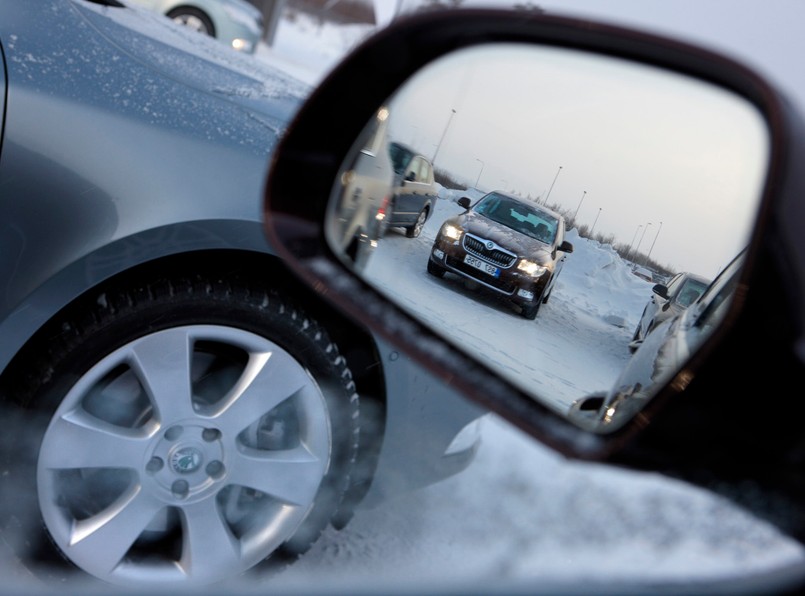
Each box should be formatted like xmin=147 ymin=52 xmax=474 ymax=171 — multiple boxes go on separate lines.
xmin=0 ymin=0 xmax=482 ymax=518
xmin=630 ymin=271 xmax=711 ymax=352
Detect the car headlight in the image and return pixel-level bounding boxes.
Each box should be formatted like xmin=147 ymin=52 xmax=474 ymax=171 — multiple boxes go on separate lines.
xmin=518 ymin=259 xmax=547 ymax=276
xmin=442 ymin=224 xmax=463 ymax=240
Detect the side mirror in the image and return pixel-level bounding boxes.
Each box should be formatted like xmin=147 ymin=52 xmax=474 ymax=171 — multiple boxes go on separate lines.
xmin=652 ymin=283 xmax=669 ymax=299
xmin=264 ymin=8 xmax=805 ymax=543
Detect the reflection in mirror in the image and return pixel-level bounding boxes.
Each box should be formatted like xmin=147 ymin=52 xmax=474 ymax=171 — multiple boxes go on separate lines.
xmin=326 ymin=44 xmax=768 ymax=432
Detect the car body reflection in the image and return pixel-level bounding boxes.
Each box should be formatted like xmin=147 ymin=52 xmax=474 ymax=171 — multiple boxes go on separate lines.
xmin=629 ymin=271 xmax=711 ymax=353
xmin=427 ymin=191 xmax=573 ymax=319
xmin=569 ymin=250 xmax=745 ymax=431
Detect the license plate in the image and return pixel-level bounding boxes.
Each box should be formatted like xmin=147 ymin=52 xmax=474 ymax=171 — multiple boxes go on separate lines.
xmin=464 ymin=254 xmax=500 ymax=277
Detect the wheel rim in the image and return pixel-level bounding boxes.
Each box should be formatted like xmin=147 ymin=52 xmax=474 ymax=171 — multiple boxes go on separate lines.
xmin=37 ymin=325 xmax=331 ymax=586
xmin=172 ymin=14 xmax=210 ymax=35
xmin=413 ymin=211 xmax=427 ymax=236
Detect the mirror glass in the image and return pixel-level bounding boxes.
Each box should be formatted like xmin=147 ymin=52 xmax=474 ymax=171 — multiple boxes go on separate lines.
xmin=326 ymin=44 xmax=768 ymax=431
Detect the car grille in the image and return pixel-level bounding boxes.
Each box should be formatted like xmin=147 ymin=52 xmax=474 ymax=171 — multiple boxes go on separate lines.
xmin=462 ymin=233 xmax=517 ymax=268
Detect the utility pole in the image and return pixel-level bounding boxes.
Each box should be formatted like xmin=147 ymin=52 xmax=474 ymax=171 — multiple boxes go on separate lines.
xmin=543 ymin=165 xmax=562 ymax=205
xmin=573 ymin=190 xmax=587 ymax=220
xmin=645 ymin=221 xmax=663 ymax=265
xmin=432 ymin=108 xmax=456 ymax=166
xmin=475 ymin=158 xmax=485 ymax=188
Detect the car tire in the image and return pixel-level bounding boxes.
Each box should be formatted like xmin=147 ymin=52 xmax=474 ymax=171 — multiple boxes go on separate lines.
xmin=520 ymin=302 xmax=540 ymax=320
xmin=542 ymin=278 xmax=555 ymax=304
xmin=1 ymin=274 xmax=359 ymax=587
xmin=167 ymin=7 xmax=216 ymax=37
xmin=427 ymin=259 xmax=446 ymax=278
xmin=406 ymin=208 xmax=429 ymax=238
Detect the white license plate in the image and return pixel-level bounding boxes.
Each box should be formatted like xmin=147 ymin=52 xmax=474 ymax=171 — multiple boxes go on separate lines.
xmin=464 ymin=254 xmax=500 ymax=277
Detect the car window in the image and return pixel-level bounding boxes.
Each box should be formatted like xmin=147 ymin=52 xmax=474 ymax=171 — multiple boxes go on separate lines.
xmin=665 ymin=273 xmax=684 ymax=294
xmin=475 ymin=195 xmax=558 ymax=243
xmin=403 ymin=156 xmax=421 ymax=181
xmin=389 ymin=142 xmax=414 ymax=175
xmin=676 ymin=277 xmax=709 ymax=307
xmin=419 ymin=159 xmax=432 ymax=184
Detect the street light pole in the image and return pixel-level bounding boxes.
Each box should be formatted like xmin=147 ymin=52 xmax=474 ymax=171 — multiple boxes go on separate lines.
xmin=590 ymin=207 xmax=602 ymax=236
xmin=432 ymin=108 xmax=456 ymax=166
xmin=634 ymin=222 xmax=652 ymax=261
xmin=543 ymin=165 xmax=562 ymax=205
xmin=573 ymin=190 xmax=587 ymax=220
xmin=627 ymin=224 xmax=642 ymax=259
xmin=645 ymin=221 xmax=663 ymax=265
xmin=475 ymin=158 xmax=485 ymax=188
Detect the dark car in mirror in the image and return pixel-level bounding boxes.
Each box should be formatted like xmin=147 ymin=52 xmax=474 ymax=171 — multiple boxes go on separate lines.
xmin=427 ymin=191 xmax=573 ymax=319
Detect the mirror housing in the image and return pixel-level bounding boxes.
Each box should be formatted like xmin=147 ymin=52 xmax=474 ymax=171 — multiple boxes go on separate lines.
xmin=653 ymin=283 xmax=669 ymax=299
xmin=264 ymin=8 xmax=805 ymax=542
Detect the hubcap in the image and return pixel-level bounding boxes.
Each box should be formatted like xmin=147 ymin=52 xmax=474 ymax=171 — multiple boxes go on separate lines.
xmin=36 ymin=325 xmax=332 ymax=586
xmin=172 ymin=15 xmax=209 ymax=35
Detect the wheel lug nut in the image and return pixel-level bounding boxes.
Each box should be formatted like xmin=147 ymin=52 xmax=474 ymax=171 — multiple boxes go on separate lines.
xmin=146 ymin=457 xmax=164 ymax=474
xmin=202 ymin=428 xmax=221 ymax=442
xmin=172 ymin=480 xmax=190 ymax=499
xmin=206 ymin=460 xmax=225 ymax=479
xmin=165 ymin=426 xmax=184 ymax=441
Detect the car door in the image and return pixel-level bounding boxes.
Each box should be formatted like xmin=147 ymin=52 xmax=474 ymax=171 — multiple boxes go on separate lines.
xmin=393 ymin=155 xmax=433 ymax=223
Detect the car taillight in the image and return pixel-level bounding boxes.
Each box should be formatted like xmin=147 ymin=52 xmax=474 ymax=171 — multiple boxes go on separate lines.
xmin=377 ymin=195 xmax=390 ymax=220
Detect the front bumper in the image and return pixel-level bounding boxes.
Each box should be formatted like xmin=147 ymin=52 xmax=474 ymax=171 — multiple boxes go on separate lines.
xmin=430 ymin=236 xmax=548 ymax=307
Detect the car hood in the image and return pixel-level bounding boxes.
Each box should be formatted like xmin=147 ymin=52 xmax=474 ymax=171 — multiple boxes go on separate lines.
xmin=456 ymin=211 xmax=554 ymax=262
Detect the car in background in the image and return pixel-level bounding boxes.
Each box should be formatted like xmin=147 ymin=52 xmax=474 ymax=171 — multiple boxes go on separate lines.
xmin=570 ymin=251 xmax=744 ymax=431
xmin=631 ymin=264 xmax=654 ymax=282
xmin=0 ymin=1 xmax=485 ymax=588
xmin=629 ymin=271 xmax=711 ymax=352
xmin=385 ymin=141 xmax=439 ymax=238
xmin=327 ymin=106 xmax=394 ymax=272
xmin=427 ymin=191 xmax=573 ymax=319
xmin=126 ymin=0 xmax=264 ymax=53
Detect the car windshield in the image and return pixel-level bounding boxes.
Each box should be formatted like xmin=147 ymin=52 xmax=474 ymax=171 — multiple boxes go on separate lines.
xmin=388 ymin=142 xmax=415 ymax=175
xmin=473 ymin=192 xmax=558 ymax=244
xmin=677 ymin=278 xmax=709 ymax=307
